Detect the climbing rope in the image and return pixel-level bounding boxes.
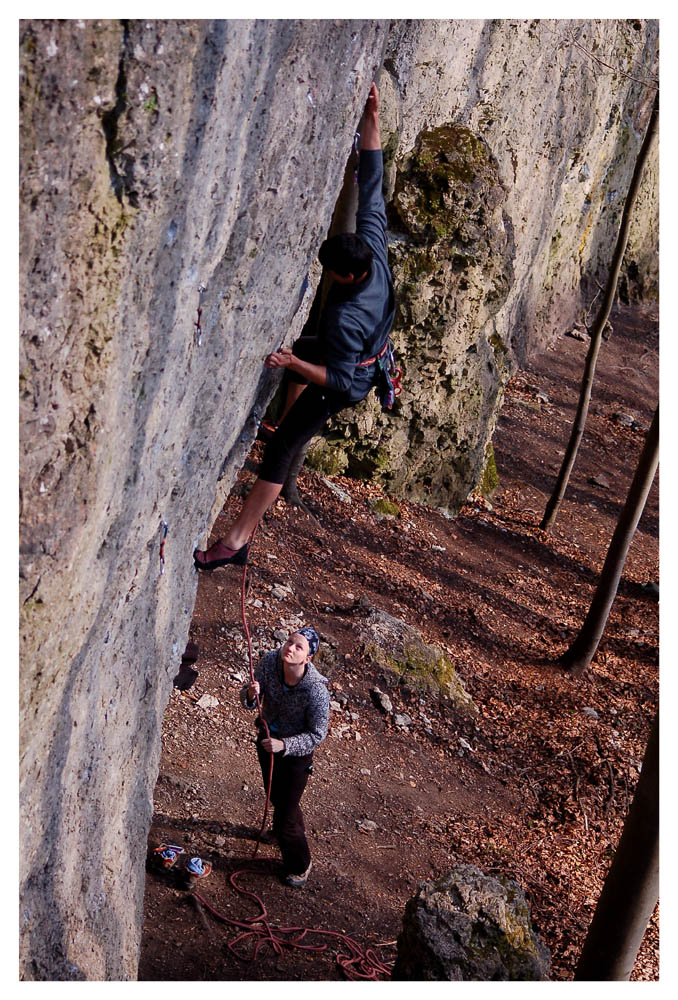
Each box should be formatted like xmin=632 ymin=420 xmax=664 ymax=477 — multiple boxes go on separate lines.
xmin=238 ymin=525 xmax=274 ymax=855
xmin=192 ymin=876 xmax=394 ymax=979
xmin=185 ymin=525 xmax=394 ymax=979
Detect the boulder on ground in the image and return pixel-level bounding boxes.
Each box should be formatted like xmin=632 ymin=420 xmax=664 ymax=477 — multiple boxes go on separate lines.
xmin=392 ymin=864 xmax=550 ymax=981
xmin=360 ymin=608 xmax=475 ymax=713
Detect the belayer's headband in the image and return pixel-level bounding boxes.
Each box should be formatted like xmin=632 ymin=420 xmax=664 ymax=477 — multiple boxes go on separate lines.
xmin=297 ymin=626 xmax=319 ymax=657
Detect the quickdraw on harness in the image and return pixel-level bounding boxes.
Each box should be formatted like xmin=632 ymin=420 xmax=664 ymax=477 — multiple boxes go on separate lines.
xmin=358 ymin=338 xmax=402 ymax=411
xmin=194 ymin=282 xmax=207 ymax=346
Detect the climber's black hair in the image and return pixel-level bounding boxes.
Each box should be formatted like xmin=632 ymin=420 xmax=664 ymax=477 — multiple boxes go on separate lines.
xmin=318 ymin=233 xmax=373 ymax=279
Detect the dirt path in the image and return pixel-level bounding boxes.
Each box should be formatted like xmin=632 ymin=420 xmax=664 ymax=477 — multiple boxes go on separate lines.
xmin=139 ymin=303 xmax=658 ymax=981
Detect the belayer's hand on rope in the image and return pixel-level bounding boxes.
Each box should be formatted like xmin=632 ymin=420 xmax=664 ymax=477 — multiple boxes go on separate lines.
xmin=259 ymin=737 xmax=285 ymax=754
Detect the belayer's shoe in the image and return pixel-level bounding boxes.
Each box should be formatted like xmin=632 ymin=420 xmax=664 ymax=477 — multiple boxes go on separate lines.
xmin=284 ymin=861 xmax=312 ymax=888
xmin=193 ymin=539 xmax=249 ymax=571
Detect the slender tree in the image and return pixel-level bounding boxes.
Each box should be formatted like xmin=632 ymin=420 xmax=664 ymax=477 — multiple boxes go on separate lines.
xmin=574 ymin=712 xmax=658 ymax=981
xmin=541 ymin=90 xmax=658 ymax=532
xmin=281 ymin=437 xmax=313 ymax=508
xmin=561 ymin=406 xmax=658 ymax=676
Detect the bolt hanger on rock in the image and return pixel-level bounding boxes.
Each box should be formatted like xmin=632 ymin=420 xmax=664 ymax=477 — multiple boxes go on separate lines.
xmin=159 ymin=519 xmax=168 ymax=574
xmin=194 ymin=282 xmax=207 ymax=346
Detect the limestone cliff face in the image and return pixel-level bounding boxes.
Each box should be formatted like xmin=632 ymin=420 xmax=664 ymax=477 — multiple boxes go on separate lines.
xmin=19 ymin=18 xmax=389 ymax=980
xmin=19 ymin=19 xmax=657 ymax=980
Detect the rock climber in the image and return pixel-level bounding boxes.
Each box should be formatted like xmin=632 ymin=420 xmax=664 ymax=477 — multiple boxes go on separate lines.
xmin=240 ymin=626 xmax=330 ymax=887
xmin=193 ymin=80 xmax=395 ymax=570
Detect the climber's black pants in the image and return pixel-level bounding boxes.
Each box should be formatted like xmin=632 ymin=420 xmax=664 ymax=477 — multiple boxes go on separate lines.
xmin=257 ymin=745 xmax=314 ymax=875
xmin=258 ymin=338 xmax=352 ymax=485
xmin=257 ymin=384 xmax=350 ymax=484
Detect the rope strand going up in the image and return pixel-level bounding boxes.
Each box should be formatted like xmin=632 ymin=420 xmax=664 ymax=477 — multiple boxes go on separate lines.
xmin=239 ymin=525 xmax=274 ymax=856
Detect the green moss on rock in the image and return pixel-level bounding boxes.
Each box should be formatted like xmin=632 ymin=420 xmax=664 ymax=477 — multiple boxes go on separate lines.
xmin=478 ymin=441 xmax=498 ymax=497
xmin=391 ymin=124 xmax=500 ymax=243
xmin=393 ymin=865 xmax=550 ymax=980
xmin=371 ymin=497 xmax=400 ymax=517
xmin=362 ymin=611 xmax=476 ymax=713
xmin=306 ymin=439 xmax=348 ymax=477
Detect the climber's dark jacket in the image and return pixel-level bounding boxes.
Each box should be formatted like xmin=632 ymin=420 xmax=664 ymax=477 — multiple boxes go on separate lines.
xmin=313 ymin=148 xmax=395 ymax=403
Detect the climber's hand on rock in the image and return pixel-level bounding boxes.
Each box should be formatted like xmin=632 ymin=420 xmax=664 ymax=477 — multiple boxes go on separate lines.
xmin=364 ymin=81 xmax=379 ymax=115
xmin=265 ymin=348 xmax=294 ymax=369
xmin=359 ymin=82 xmax=381 ymax=149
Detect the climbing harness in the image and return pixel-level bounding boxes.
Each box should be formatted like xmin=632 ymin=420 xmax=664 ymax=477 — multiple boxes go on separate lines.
xmin=357 ymin=338 xmax=390 ymax=368
xmin=358 ymin=338 xmax=402 ymax=411
xmin=194 ymin=282 xmax=207 ymax=346
xmin=159 ymin=520 xmax=168 ymax=575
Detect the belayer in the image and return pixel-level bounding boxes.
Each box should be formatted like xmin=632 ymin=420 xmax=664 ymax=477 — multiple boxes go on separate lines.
xmin=194 ymin=81 xmax=396 ymax=571
xmin=240 ymin=626 xmax=330 ymax=887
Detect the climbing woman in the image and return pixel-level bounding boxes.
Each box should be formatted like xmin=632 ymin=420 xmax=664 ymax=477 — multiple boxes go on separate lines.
xmin=193 ymin=81 xmax=395 ymax=571
xmin=240 ymin=626 xmax=330 ymax=887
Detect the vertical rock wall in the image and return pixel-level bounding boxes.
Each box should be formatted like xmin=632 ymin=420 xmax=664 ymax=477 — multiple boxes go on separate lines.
xmin=19 ymin=19 xmax=657 ymax=979
xmin=19 ymin=18 xmax=389 ymax=979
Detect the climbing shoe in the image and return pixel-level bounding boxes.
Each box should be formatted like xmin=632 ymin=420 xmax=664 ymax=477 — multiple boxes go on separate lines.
xmin=284 ymin=862 xmax=312 ymax=888
xmin=193 ymin=539 xmax=249 ymax=571
xmin=152 ymin=844 xmax=185 ymax=870
xmin=185 ymin=856 xmax=212 ymax=881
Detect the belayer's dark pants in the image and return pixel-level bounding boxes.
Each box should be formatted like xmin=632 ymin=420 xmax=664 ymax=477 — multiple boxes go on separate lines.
xmin=257 ymin=336 xmax=352 ymax=485
xmin=257 ymin=745 xmax=314 ymax=875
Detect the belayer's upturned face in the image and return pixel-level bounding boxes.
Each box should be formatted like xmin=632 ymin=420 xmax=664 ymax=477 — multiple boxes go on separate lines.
xmin=281 ymin=633 xmax=310 ymax=666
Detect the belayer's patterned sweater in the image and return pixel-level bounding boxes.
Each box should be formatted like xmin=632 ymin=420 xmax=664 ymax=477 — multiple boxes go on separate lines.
xmin=240 ymin=649 xmax=330 ymax=757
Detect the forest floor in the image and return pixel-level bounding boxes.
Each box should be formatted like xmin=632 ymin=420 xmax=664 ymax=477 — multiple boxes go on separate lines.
xmin=139 ymin=302 xmax=659 ymax=982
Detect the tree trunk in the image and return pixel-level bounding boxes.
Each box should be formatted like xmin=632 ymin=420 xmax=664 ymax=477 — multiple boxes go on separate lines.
xmin=281 ymin=439 xmax=313 ymax=508
xmin=574 ymin=712 xmax=659 ymax=981
xmin=561 ymin=406 xmax=658 ymax=676
xmin=540 ymin=91 xmax=658 ymax=532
